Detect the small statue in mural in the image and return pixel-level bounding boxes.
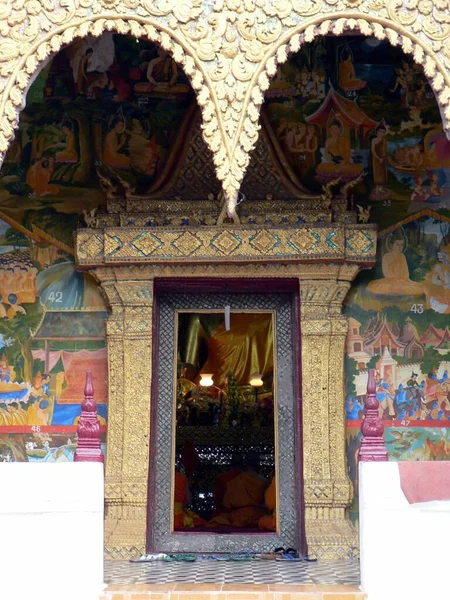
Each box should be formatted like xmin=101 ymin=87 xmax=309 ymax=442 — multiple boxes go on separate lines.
xmin=134 ymin=47 xmax=190 ymax=97
xmin=76 ymin=48 xmax=93 ymax=96
xmin=325 ymin=117 xmax=351 ymax=164
xmin=410 ymin=174 xmax=429 ymax=204
xmin=6 ymin=293 xmax=26 ymax=319
xmin=103 ymin=117 xmax=131 ymax=170
xmin=376 ymin=373 xmax=396 ymax=419
xmin=303 ymin=125 xmax=319 ymax=173
xmin=370 ymin=121 xmax=390 ymax=201
xmin=338 ymin=46 xmax=366 ymax=94
xmin=367 ymin=234 xmax=424 ymax=296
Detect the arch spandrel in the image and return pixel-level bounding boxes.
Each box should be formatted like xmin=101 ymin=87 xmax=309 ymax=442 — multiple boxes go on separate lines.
xmin=0 ymin=1 xmax=450 ymax=215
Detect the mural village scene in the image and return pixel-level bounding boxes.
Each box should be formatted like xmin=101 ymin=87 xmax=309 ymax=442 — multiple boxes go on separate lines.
xmin=0 ymin=33 xmax=448 ymax=526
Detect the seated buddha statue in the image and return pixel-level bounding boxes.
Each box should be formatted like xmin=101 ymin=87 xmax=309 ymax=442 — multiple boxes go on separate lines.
xmin=367 ymin=238 xmax=424 ymax=296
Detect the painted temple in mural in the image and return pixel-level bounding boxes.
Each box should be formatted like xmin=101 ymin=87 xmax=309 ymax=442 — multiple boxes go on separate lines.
xmin=0 ymin=33 xmax=448 ymax=528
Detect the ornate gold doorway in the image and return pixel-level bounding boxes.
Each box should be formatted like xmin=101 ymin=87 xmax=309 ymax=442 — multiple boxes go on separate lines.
xmin=76 ymin=215 xmax=376 ymax=559
xmin=149 ymin=289 xmax=299 ymax=553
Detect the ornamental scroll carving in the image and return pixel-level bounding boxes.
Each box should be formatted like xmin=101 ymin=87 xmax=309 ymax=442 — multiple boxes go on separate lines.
xmin=0 ymin=1 xmax=450 ymax=215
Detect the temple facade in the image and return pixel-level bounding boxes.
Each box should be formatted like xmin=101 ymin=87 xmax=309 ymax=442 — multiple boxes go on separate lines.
xmin=0 ymin=0 xmax=449 ymax=575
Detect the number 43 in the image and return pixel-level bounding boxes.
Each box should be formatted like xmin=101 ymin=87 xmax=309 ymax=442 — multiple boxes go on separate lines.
xmin=410 ymin=304 xmax=423 ymax=314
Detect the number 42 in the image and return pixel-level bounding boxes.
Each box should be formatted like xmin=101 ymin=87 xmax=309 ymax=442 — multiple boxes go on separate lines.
xmin=48 ymin=292 xmax=63 ymax=303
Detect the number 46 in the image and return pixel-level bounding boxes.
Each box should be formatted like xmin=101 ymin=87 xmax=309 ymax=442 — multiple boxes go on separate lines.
xmin=410 ymin=304 xmax=423 ymax=314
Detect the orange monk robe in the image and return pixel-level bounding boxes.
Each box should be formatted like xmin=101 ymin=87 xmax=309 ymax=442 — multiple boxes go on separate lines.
xmin=259 ymin=477 xmax=276 ymax=531
xmin=173 ymin=471 xmax=205 ymax=530
xmin=208 ymin=471 xmax=267 ymax=528
xmin=211 ymin=467 xmax=241 ymax=517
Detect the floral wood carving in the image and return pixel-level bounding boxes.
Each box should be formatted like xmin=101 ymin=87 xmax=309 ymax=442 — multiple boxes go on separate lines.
xmin=0 ymin=2 xmax=450 ymax=215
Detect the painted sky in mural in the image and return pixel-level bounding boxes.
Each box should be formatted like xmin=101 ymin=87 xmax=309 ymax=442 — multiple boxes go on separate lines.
xmin=265 ymin=36 xmax=449 ymax=226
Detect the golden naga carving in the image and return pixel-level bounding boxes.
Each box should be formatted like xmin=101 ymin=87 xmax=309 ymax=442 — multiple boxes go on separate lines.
xmin=0 ymin=2 xmax=450 ymax=215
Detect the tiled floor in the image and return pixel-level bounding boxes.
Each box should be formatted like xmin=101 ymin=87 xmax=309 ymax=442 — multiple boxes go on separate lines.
xmin=104 ymin=559 xmax=360 ymax=586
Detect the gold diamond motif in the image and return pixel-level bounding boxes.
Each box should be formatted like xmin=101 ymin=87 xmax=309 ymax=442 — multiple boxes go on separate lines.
xmin=211 ymin=231 xmax=241 ymax=255
xmin=171 ymin=231 xmax=202 ymax=255
xmin=249 ymin=231 xmax=278 ymax=254
xmin=79 ymin=234 xmax=103 ymax=260
xmin=131 ymin=232 xmax=163 ymax=256
xmin=346 ymin=231 xmax=374 ymax=255
xmin=288 ymin=230 xmax=317 ymax=254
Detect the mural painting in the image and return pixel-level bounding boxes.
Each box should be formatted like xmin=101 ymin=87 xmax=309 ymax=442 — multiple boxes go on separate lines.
xmin=0 ymin=216 xmax=107 ymax=462
xmin=344 ymin=211 xmax=450 ymax=523
xmin=0 ymin=34 xmax=198 ymax=462
xmin=264 ymin=37 xmax=449 ymax=225
xmin=0 ymin=28 xmax=448 ymax=505
xmin=0 ymin=34 xmax=195 ymax=247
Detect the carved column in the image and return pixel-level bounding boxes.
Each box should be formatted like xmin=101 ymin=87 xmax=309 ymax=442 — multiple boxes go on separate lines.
xmin=94 ymin=269 xmax=154 ymax=558
xmin=300 ymin=272 xmax=359 ymax=558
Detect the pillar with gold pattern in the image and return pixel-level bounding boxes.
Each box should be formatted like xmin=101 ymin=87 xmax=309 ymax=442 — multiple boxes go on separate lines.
xmin=95 ymin=269 xmax=154 ymax=558
xmin=300 ymin=271 xmax=359 ymax=558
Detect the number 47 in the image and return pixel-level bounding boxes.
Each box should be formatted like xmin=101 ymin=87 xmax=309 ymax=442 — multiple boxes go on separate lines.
xmin=410 ymin=304 xmax=423 ymax=314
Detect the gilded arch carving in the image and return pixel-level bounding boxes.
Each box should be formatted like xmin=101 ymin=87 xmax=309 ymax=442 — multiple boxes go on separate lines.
xmin=0 ymin=1 xmax=450 ymax=215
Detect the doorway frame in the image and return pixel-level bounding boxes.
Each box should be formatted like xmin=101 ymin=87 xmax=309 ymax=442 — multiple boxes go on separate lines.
xmin=149 ymin=288 xmax=301 ymax=553
xmin=76 ymin=222 xmax=376 ymax=559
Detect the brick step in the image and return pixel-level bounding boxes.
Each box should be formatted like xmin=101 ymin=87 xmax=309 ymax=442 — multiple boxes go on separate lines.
xmin=101 ymin=583 xmax=366 ymax=600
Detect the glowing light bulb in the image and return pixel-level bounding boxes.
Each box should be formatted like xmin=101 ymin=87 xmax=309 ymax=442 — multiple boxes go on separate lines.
xmin=249 ymin=374 xmax=263 ymax=387
xmin=199 ymin=374 xmax=214 ymax=387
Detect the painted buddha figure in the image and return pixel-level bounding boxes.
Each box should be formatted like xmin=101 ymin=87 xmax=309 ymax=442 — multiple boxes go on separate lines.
xmin=56 ymin=121 xmax=78 ymax=164
xmin=103 ymin=118 xmax=131 ymax=169
xmin=317 ymin=116 xmax=361 ymax=176
xmin=367 ymin=238 xmax=424 ymax=296
xmin=338 ymin=47 xmax=366 ymax=92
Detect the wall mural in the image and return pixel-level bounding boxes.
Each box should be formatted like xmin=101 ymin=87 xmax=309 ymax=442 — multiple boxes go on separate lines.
xmin=0 ymin=30 xmax=448 ymax=518
xmin=344 ymin=210 xmax=450 ymax=523
xmin=0 ymin=34 xmax=195 ymax=461
xmin=264 ymin=36 xmax=450 ymax=225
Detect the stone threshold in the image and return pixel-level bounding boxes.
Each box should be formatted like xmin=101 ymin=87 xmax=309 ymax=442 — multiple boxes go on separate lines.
xmin=101 ymin=583 xmax=366 ymax=600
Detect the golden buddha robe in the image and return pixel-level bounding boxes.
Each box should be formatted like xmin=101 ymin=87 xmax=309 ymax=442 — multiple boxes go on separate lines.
xmin=258 ymin=476 xmax=276 ymax=531
xmin=208 ymin=471 xmax=267 ymax=528
xmin=194 ymin=313 xmax=273 ymax=387
xmin=368 ymin=249 xmax=424 ymax=296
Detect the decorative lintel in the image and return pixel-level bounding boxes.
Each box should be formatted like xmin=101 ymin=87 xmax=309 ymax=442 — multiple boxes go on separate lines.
xmin=76 ymin=224 xmax=377 ymax=267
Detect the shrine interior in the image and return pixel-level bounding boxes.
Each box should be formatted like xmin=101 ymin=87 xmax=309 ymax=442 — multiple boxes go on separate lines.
xmin=174 ymin=311 xmax=276 ymax=533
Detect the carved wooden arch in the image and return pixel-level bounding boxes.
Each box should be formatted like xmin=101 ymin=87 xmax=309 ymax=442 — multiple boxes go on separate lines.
xmin=250 ymin=14 xmax=450 ymax=130
xmin=1 ymin=2 xmax=450 ymax=216
xmin=0 ymin=16 xmax=219 ymax=193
